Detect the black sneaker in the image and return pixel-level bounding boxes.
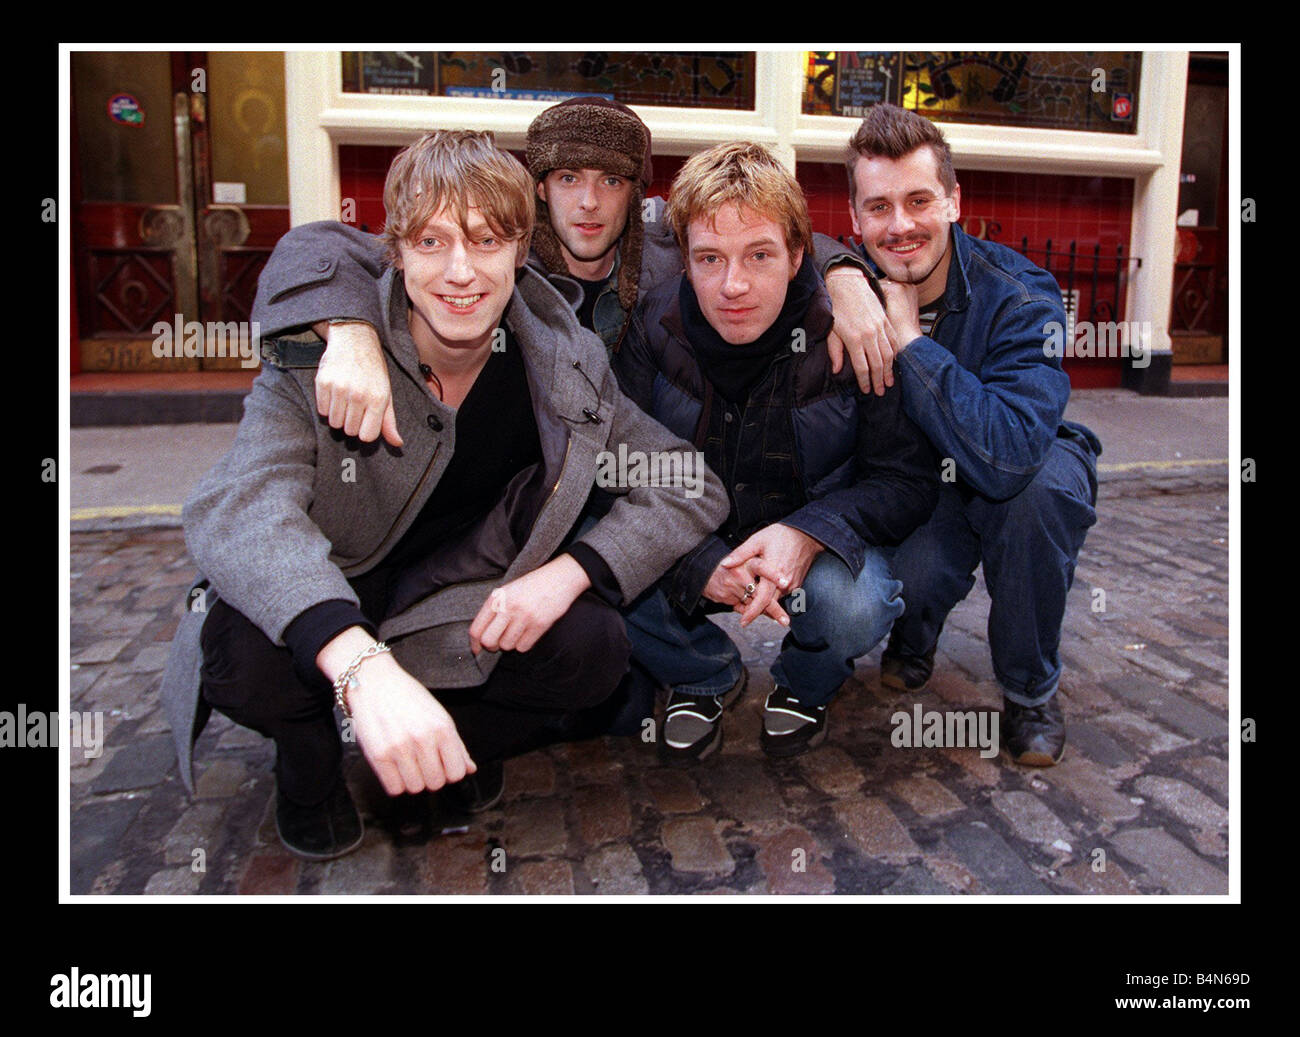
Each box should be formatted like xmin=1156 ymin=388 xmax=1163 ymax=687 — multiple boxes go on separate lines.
xmin=1003 ymin=695 xmax=1066 ymax=766
xmin=275 ymin=777 xmax=365 ymax=861
xmin=880 ymin=636 xmax=937 ymax=692
xmin=660 ymin=672 xmax=747 ymax=763
xmin=442 ymin=759 xmax=505 ymax=814
xmin=760 ymin=686 xmax=828 ymax=757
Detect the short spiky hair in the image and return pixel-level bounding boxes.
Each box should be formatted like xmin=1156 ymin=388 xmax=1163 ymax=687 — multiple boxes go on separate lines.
xmin=666 ymin=141 xmax=813 ymax=260
xmin=381 ymin=129 xmax=534 ymax=267
xmin=846 ymin=104 xmax=957 ymax=204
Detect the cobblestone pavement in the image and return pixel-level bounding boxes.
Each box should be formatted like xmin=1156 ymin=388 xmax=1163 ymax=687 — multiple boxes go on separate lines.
xmin=68 ymin=473 xmax=1231 ymax=896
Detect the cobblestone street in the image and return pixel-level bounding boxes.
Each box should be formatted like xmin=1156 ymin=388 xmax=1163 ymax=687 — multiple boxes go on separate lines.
xmin=68 ymin=472 xmax=1231 ymax=896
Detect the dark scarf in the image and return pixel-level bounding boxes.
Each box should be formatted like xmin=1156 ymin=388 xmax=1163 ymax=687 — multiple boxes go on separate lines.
xmin=680 ymin=254 xmax=819 ymax=404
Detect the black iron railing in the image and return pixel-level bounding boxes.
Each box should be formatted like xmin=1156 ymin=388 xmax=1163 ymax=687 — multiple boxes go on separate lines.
xmin=1017 ymin=238 xmax=1142 ymax=327
xmin=836 ymin=232 xmax=1143 ymax=332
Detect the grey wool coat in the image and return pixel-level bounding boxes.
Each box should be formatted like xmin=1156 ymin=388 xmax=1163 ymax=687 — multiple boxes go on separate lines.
xmin=160 ymin=236 xmax=729 ymax=794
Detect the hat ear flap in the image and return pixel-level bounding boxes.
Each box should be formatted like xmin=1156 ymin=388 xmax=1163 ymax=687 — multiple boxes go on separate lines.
xmin=529 ymin=200 xmax=568 ymax=278
xmin=617 ymin=186 xmax=645 ymax=314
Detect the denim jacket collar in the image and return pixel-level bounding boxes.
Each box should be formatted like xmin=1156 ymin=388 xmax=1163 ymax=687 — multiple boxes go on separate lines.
xmin=942 ymin=223 xmax=975 ymax=313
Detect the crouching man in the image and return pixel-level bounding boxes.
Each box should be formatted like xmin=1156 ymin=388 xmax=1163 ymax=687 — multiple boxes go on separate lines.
xmin=843 ymin=105 xmax=1101 ymax=765
xmin=613 ymin=143 xmax=940 ymax=760
xmin=160 ymin=130 xmax=727 ymax=860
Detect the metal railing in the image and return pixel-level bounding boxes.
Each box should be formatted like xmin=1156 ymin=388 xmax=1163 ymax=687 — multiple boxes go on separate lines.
xmin=836 ymin=231 xmax=1143 ymax=332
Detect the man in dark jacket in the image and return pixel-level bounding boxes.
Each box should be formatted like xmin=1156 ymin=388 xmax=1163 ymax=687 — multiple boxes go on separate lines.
xmin=843 ymin=105 xmax=1101 ymax=766
xmin=613 ymin=142 xmax=940 ymax=759
xmin=160 ymin=130 xmax=728 ymax=860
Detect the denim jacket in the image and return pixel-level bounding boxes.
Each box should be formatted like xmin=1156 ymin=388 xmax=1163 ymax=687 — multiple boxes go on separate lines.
xmin=850 ymin=224 xmax=1101 ymax=502
xmin=542 ymin=248 xmax=632 ymax=352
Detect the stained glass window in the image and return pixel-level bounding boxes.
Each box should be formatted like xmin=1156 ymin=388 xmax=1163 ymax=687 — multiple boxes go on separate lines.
xmin=341 ymin=51 xmax=755 ymax=110
xmin=804 ymin=51 xmax=1141 ymax=134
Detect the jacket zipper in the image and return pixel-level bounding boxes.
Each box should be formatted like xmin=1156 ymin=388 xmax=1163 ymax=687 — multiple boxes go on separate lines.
xmin=341 ymin=441 xmax=442 ymax=577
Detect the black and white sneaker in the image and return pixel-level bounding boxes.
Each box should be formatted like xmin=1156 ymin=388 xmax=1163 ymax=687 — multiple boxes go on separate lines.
xmin=760 ymin=686 xmax=828 ymax=757
xmin=660 ymin=672 xmax=747 ymax=763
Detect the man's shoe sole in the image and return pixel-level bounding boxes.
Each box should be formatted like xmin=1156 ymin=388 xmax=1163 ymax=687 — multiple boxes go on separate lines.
xmin=661 ymin=722 xmax=723 ymax=765
xmin=760 ymin=725 xmax=827 ymax=758
xmin=880 ymin=670 xmax=930 ymax=693
xmin=1005 ymin=744 xmax=1066 ymax=767
xmin=275 ymin=812 xmax=365 ymax=862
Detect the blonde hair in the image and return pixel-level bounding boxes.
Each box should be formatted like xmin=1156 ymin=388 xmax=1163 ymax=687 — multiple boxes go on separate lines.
xmin=381 ymin=130 xmax=534 ymax=266
xmin=666 ymin=142 xmax=813 ymax=260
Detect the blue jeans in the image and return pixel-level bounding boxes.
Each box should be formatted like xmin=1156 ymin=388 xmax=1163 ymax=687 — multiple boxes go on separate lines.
xmin=625 ymin=546 xmax=904 ymax=707
xmin=888 ymin=432 xmax=1098 ymax=708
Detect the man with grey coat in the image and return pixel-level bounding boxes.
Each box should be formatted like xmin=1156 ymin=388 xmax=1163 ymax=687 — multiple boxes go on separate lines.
xmin=160 ymin=130 xmax=727 ymax=861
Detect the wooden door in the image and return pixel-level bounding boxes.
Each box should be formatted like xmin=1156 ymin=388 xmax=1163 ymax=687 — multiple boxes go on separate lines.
xmin=1171 ymin=53 xmax=1229 ymax=365
xmin=72 ymin=51 xmax=291 ymax=372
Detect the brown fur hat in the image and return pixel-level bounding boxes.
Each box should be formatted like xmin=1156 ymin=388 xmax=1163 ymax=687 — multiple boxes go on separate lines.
xmin=526 ymin=97 xmax=652 ymax=313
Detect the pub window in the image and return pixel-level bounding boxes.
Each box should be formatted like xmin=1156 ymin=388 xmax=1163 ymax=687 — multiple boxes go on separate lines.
xmin=804 ymin=51 xmax=1141 ymax=134
xmin=341 ymin=51 xmax=756 ymax=110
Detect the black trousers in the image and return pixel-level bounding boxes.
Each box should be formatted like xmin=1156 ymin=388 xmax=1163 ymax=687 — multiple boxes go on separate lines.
xmin=199 ymin=594 xmax=631 ymax=804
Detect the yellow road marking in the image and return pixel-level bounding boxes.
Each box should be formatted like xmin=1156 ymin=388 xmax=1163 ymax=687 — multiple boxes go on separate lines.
xmin=71 ymin=504 xmax=183 ymax=521
xmin=1096 ymin=459 xmax=1227 ymax=473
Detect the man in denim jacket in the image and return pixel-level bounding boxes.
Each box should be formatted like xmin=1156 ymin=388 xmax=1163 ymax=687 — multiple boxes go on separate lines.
xmin=842 ymin=105 xmax=1101 ymax=766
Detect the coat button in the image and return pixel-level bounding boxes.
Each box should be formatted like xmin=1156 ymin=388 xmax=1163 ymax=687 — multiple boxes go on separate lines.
xmin=315 ymin=259 xmax=331 ymax=272
xmin=426 ymin=414 xmax=443 ymax=432
xmin=723 ymin=412 xmax=734 ymax=423
xmin=734 ymin=482 xmax=747 ymax=492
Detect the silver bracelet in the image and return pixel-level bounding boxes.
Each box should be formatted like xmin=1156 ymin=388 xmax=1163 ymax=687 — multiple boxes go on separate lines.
xmin=333 ymin=641 xmax=390 ymax=717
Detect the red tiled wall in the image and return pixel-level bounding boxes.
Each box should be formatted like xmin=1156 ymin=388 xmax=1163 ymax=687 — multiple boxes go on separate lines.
xmin=339 ymin=144 xmax=402 ymax=233
xmin=798 ymin=162 xmax=1134 ymax=252
xmin=340 ymin=147 xmax=1135 ymax=387
xmin=799 ymin=161 xmax=1135 ymax=388
xmin=338 ymin=146 xmax=689 ymax=234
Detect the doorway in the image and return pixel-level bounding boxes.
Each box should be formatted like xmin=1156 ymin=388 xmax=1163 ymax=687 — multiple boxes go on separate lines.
xmin=1171 ymin=52 xmax=1229 ymax=371
xmin=72 ymin=51 xmax=290 ymax=372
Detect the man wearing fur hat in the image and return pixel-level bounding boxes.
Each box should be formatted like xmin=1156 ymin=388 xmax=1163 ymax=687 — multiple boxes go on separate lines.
xmin=525 ymin=96 xmax=676 ymax=353
xmin=262 ymin=97 xmax=898 ymax=448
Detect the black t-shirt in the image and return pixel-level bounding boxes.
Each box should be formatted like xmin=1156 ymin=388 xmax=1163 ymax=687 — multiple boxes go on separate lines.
xmin=283 ymin=325 xmax=622 ymax=678
xmin=574 ymin=275 xmax=610 ymax=333
xmin=367 ymin=328 xmax=544 ymax=608
xmin=283 ymin=330 xmax=542 ymax=674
